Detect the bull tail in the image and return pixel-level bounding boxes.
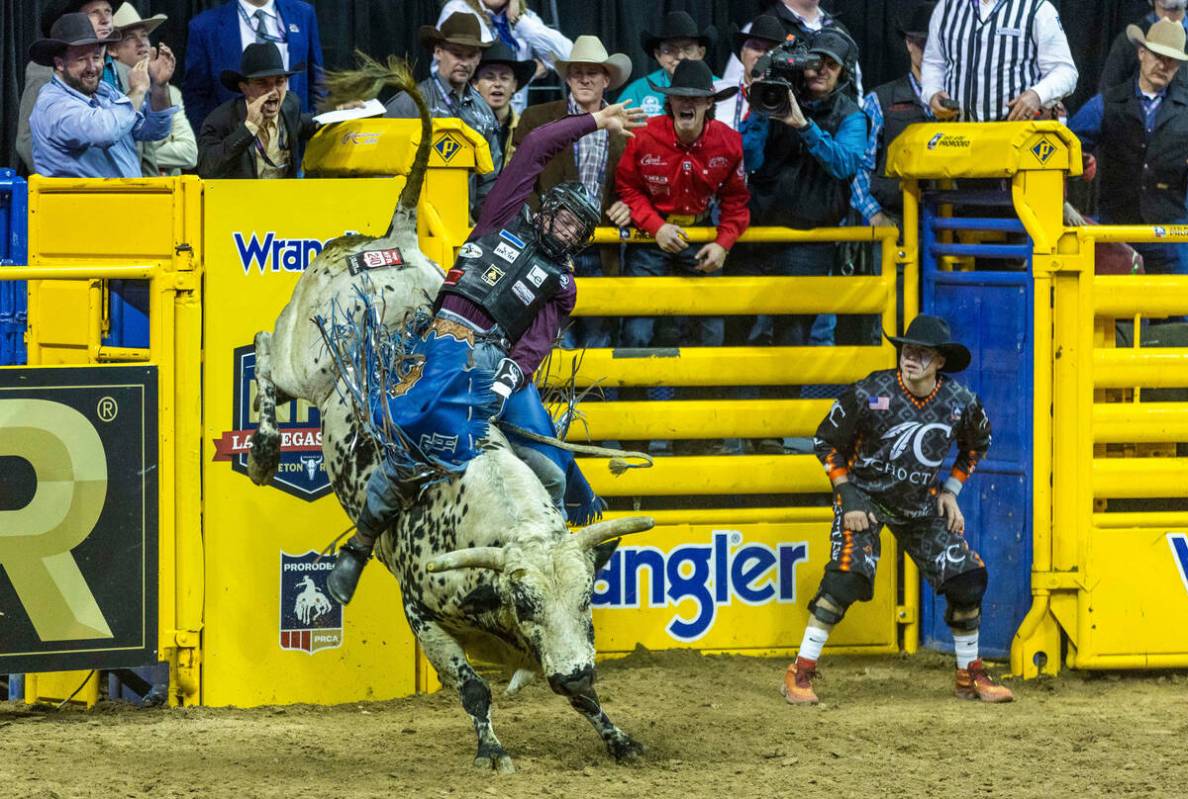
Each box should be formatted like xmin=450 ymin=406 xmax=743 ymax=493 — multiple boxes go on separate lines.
xmin=321 ymin=52 xmax=430 ymax=234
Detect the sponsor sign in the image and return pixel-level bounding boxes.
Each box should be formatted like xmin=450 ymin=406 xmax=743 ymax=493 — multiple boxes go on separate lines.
xmin=1030 ymin=137 xmax=1057 ymax=164
xmin=494 ymin=241 xmax=520 ymax=262
xmin=346 ymin=247 xmax=404 ymax=275
xmin=433 ymin=132 xmax=464 ymax=164
xmin=0 ymin=366 xmax=158 ymax=672
xmin=481 ymin=265 xmax=506 ymax=286
xmin=1170 ymin=533 xmax=1188 ymax=594
xmin=526 ymin=265 xmax=548 ymax=287
xmin=279 ymin=551 xmax=343 ymax=654
xmin=459 ymin=242 xmax=483 ymax=259
xmin=212 ymin=344 xmax=331 ymax=501
xmin=511 ymin=280 xmax=535 ymax=305
xmin=927 ymin=132 xmax=971 ymax=150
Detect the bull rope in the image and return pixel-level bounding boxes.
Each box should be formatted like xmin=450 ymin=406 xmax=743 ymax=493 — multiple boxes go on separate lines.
xmin=498 ymin=422 xmax=652 ymax=475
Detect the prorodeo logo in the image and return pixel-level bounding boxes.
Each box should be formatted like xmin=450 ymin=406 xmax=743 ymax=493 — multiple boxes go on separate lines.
xmin=280 ymin=551 xmax=343 ymax=653
xmin=433 ymin=132 xmax=463 ymax=163
xmin=593 ymin=530 xmax=808 ymax=642
xmin=212 ymin=344 xmax=331 ymax=501
xmin=1031 ymin=137 xmax=1057 ymax=164
xmin=927 ymin=132 xmax=971 ymax=150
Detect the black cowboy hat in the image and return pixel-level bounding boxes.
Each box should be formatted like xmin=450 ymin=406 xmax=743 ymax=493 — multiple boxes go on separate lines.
xmin=419 ymin=12 xmax=491 ymax=51
xmin=647 ymin=59 xmax=738 ymax=101
xmin=220 ymin=42 xmax=305 ymax=93
xmin=733 ymin=15 xmax=788 ymax=52
xmin=40 ymin=0 xmax=97 ymax=37
xmin=640 ymin=11 xmax=716 ymax=54
xmin=885 ymin=314 xmax=972 ymax=373
xmin=896 ymin=2 xmax=937 ymax=39
xmin=30 ymin=12 xmax=122 ymax=67
xmin=476 ymin=41 xmax=535 ymax=88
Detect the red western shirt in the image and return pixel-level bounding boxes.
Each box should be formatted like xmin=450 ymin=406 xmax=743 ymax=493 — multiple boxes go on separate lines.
xmin=615 ymin=114 xmax=751 ymax=250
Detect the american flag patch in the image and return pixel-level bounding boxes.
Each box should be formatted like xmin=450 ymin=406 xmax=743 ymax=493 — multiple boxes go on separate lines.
xmin=868 ymin=396 xmax=890 ymax=410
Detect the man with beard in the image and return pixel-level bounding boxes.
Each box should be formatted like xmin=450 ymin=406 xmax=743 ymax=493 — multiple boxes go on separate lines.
xmin=386 ymin=12 xmax=502 ymax=217
xmin=29 ymin=12 xmax=176 ymax=178
xmin=196 ymin=42 xmax=318 ymax=179
xmin=111 ymin=3 xmax=196 ymax=175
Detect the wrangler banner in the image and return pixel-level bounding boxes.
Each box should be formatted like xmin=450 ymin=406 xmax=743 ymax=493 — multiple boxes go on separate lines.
xmin=0 ymin=365 xmax=158 ymax=672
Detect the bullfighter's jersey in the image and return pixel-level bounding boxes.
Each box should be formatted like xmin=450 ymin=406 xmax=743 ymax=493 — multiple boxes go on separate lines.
xmin=813 ymin=369 xmax=992 ymax=518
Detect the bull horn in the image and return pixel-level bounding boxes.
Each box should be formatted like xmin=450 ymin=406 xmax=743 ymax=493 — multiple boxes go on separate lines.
xmin=572 ymin=516 xmax=655 ymax=550
xmin=426 ymin=547 xmax=506 ymax=573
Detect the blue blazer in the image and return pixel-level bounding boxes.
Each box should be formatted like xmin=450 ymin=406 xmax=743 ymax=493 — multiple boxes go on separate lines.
xmin=182 ymin=0 xmax=325 ymax=135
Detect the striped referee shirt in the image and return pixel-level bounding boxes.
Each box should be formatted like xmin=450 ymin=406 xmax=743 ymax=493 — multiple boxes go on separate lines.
xmin=920 ymin=0 xmax=1078 ymax=122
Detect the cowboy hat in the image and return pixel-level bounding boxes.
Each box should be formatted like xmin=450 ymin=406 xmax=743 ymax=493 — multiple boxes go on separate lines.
xmin=418 ymin=12 xmax=491 ymax=51
xmin=1127 ymin=17 xmax=1188 ymax=62
xmin=219 ymin=42 xmax=305 ymax=93
xmin=641 ymin=11 xmax=715 ymax=54
xmin=475 ymin=41 xmax=535 ymax=88
xmin=896 ymin=2 xmax=937 ymax=40
xmin=733 ymin=15 xmax=787 ymax=52
xmin=40 ymin=0 xmax=101 ymax=37
xmin=554 ymin=35 xmax=632 ymax=90
xmin=647 ymin=59 xmax=738 ymax=102
xmin=29 ymin=12 xmax=122 ymax=67
xmin=112 ymin=2 xmax=167 ymax=37
xmin=885 ymin=315 xmax=971 ymax=373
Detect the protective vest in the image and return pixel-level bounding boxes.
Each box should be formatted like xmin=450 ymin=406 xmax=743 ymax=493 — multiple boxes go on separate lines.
xmin=871 ymin=75 xmax=929 ymax=214
xmin=749 ymin=90 xmax=862 ymax=228
xmin=437 ymin=216 xmax=567 ymax=342
xmin=1098 ymin=81 xmax=1188 ymax=226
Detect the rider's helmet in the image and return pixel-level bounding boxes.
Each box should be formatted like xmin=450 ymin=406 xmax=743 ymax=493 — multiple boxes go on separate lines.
xmin=535 ymin=181 xmax=602 ymax=259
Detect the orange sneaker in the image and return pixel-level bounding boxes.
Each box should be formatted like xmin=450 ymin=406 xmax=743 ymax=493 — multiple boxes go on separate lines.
xmin=781 ymin=656 xmax=820 ymax=704
xmin=955 ymin=659 xmax=1015 ymax=703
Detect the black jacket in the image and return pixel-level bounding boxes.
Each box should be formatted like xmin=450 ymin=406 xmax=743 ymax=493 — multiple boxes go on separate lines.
xmin=870 ymin=75 xmax=931 ymax=214
xmin=196 ymin=92 xmax=317 ymax=179
xmin=1098 ymin=80 xmax=1188 ymax=225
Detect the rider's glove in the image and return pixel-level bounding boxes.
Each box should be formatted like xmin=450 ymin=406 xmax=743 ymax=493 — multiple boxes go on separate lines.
xmin=490 ymin=357 xmax=524 ymax=419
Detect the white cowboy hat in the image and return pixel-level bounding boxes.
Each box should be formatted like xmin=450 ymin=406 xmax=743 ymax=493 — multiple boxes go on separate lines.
xmin=112 ymin=2 xmax=167 ymax=36
xmin=554 ymin=35 xmax=633 ymax=91
xmin=1127 ymin=17 xmax=1188 ymax=62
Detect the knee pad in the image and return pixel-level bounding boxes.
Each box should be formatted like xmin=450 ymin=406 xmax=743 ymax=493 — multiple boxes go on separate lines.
xmin=940 ymin=568 xmax=988 ymax=631
xmin=809 ymin=571 xmax=874 ymax=625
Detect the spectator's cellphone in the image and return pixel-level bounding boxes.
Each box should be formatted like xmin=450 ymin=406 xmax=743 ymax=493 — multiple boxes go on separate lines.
xmin=938 ymin=98 xmax=960 ymax=111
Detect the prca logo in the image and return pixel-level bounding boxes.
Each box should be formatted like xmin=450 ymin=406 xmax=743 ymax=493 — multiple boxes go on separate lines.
xmin=280 ymin=551 xmax=343 ymax=653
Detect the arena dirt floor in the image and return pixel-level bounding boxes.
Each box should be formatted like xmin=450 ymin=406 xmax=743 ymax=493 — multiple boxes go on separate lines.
xmin=3 ymin=648 xmax=1186 ymax=799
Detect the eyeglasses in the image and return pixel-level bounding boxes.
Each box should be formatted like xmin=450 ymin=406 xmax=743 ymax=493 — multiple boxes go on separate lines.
xmin=658 ymin=43 xmax=703 ymax=58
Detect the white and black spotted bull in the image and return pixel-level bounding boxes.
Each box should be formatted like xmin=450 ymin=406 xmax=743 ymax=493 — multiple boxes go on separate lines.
xmin=246 ymin=57 xmax=654 ymax=771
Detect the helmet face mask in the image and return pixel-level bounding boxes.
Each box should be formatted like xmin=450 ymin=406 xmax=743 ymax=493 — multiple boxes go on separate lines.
xmin=535 ymin=182 xmax=601 ymax=259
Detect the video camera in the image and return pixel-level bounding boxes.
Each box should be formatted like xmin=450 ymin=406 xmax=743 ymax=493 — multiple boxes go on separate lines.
xmin=748 ymin=39 xmax=821 ymax=117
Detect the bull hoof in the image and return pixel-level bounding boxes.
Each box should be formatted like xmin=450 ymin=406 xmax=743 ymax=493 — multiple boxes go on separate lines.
xmin=608 ymin=734 xmax=645 ymax=763
xmin=247 ymin=431 xmax=280 ymax=485
xmin=474 ymin=749 xmax=515 ymax=774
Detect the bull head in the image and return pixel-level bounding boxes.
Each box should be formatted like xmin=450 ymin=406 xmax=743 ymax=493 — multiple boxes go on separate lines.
xmin=425 ymin=516 xmax=654 ymax=573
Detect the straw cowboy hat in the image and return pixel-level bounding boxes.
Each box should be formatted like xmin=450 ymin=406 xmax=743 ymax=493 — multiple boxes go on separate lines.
xmin=885 ymin=315 xmax=971 ymax=373
xmin=418 ymin=12 xmax=491 ymax=51
xmin=220 ymin=42 xmax=305 ymax=93
xmin=112 ymin=3 xmax=167 ymax=36
xmin=29 ymin=12 xmax=122 ymax=67
xmin=554 ymin=35 xmax=633 ymax=90
xmin=476 ymin=41 xmax=536 ymax=88
xmin=1127 ymin=17 xmax=1188 ymax=62
xmin=647 ymin=59 xmax=738 ymax=102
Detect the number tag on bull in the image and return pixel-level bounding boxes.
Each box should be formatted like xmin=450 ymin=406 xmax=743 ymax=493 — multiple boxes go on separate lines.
xmin=494 ymin=241 xmax=520 ymax=262
xmin=346 ymin=248 xmax=404 ymax=275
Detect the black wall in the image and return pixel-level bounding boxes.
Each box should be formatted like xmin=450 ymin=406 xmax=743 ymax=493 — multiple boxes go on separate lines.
xmin=0 ymin=0 xmax=1157 ymax=171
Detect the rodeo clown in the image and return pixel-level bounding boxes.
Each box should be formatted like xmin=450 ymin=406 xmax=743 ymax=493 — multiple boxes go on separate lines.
xmin=783 ymin=314 xmax=1015 ymax=704
xmin=326 ymin=100 xmax=646 ymax=605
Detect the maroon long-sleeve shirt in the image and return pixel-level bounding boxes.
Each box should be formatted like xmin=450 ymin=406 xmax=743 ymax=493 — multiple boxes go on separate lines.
xmin=440 ymin=112 xmax=598 ymax=378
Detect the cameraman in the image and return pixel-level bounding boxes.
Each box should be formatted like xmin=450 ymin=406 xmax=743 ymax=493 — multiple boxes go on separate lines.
xmin=742 ymin=28 xmax=866 ymax=349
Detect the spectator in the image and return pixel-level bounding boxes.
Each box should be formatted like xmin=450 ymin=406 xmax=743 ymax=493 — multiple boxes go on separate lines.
xmin=183 ymin=0 xmax=324 ymax=136
xmin=851 ymin=2 xmax=936 ymax=232
xmin=386 ymin=13 xmax=501 ymax=217
xmin=616 ymin=60 xmax=749 ymax=454
xmin=743 ymin=28 xmax=866 ymax=349
xmin=715 ymin=15 xmax=784 ymax=132
xmin=196 ymin=43 xmax=317 ymax=179
xmin=1100 ymin=1 xmax=1188 ymax=91
xmin=723 ymin=1 xmax=861 ymax=97
xmin=472 ymin=42 xmax=535 ymax=166
xmin=15 ymin=1 xmax=143 ymax=174
xmin=515 ymin=35 xmax=634 ymax=349
xmin=923 ymin=0 xmax=1077 ymax=121
xmin=438 ymin=0 xmax=573 ymax=113
xmin=111 ymin=3 xmax=196 ymax=176
xmin=618 ymin=11 xmax=717 ymax=117
xmin=29 ymin=13 xmax=176 ymax=178
xmin=1069 ymin=18 xmax=1188 ymax=276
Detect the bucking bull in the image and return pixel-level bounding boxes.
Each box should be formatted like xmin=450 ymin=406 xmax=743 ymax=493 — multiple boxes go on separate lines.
xmin=245 ymin=57 xmax=651 ymax=771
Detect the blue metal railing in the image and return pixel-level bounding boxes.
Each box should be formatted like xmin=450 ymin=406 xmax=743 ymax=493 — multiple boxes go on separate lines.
xmin=0 ymin=169 xmax=29 ymax=366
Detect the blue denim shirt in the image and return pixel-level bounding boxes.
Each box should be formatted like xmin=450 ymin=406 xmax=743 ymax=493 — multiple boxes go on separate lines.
xmin=30 ymin=76 xmax=176 ymax=178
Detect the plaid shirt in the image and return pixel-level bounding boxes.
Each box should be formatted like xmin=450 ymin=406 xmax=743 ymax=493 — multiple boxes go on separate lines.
xmin=567 ymin=95 xmax=609 ymax=202
xmin=850 ymin=73 xmax=933 ymax=223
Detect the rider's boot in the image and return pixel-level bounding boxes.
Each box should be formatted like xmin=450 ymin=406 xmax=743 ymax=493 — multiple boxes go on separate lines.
xmin=327 ymin=530 xmax=376 ymax=605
